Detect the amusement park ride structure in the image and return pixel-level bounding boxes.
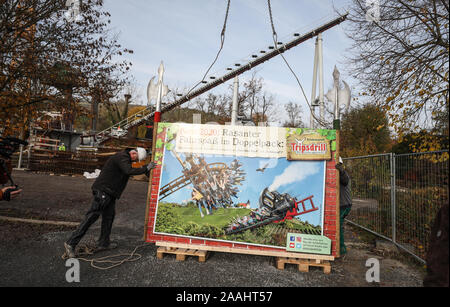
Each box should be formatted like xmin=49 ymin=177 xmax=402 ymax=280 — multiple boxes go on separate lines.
xmin=93 ymin=13 xmax=348 ymax=145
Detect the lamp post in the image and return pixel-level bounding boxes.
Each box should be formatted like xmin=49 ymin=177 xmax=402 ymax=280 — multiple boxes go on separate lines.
xmin=325 ymin=66 xmax=351 ymax=130
xmin=333 ymin=67 xmax=340 ymax=130
xmin=231 ymin=76 xmax=239 ymax=126
xmin=310 ymin=33 xmax=324 ymax=129
xmin=147 ymin=62 xmax=169 ymax=124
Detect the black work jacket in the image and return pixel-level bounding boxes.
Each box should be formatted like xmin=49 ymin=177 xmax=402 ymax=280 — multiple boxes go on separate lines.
xmin=92 ymin=149 xmax=147 ymax=199
xmin=338 ymin=168 xmax=352 ymax=209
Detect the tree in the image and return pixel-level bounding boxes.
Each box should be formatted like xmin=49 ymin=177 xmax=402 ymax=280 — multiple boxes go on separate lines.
xmin=340 ymin=104 xmax=392 ymax=157
xmin=283 ymin=101 xmax=304 ymax=128
xmin=0 ymin=0 xmax=132 ymax=136
xmin=189 ymin=92 xmax=231 ymax=122
xmin=186 ymin=72 xmax=276 ymax=125
xmin=344 ymin=0 xmax=449 ymax=152
xmin=255 ymin=92 xmax=275 ymax=126
xmin=239 ymin=71 xmax=264 ymax=121
xmin=237 ymin=72 xmax=276 ymax=124
xmin=392 ymin=130 xmax=449 ymax=154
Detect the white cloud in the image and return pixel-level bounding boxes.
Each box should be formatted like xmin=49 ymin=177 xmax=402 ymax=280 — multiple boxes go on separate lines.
xmin=269 ymin=162 xmax=319 ymax=192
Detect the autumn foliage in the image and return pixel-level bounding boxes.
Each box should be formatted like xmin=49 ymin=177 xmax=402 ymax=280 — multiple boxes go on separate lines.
xmin=0 ymin=0 xmax=132 ymax=137
xmin=345 ymin=0 xmax=449 ymax=153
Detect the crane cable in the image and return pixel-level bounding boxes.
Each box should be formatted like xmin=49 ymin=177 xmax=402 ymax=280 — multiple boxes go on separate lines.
xmin=266 ymin=0 xmax=329 ymax=128
xmin=184 ymin=0 xmax=231 ymax=99
xmin=61 ymin=3 xmax=233 ymax=269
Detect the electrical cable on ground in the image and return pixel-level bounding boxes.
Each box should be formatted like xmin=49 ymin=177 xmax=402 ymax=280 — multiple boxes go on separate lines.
xmin=61 ymin=239 xmax=153 ymax=270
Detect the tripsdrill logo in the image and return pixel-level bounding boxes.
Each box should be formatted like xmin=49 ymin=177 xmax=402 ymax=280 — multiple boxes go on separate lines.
xmin=289 ymin=138 xmax=327 ymax=155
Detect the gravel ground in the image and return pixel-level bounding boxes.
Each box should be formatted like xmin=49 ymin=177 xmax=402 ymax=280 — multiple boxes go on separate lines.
xmin=0 ymin=170 xmax=425 ymax=287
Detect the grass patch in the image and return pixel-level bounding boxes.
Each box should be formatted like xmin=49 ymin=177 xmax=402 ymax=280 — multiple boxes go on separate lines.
xmin=154 ymin=202 xmax=250 ymax=237
xmin=174 ymin=205 xmax=251 ymax=228
xmin=154 ymin=202 xmax=323 ymax=248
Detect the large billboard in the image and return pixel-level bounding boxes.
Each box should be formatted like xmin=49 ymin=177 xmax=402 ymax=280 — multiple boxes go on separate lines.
xmin=147 ymin=123 xmax=338 ymax=252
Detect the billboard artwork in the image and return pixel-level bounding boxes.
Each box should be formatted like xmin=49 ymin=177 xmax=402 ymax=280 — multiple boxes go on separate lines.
xmin=151 ymin=123 xmax=336 ymax=250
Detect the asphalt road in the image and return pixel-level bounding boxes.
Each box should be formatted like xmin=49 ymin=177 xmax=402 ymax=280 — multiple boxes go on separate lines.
xmin=0 ymin=170 xmax=424 ymax=288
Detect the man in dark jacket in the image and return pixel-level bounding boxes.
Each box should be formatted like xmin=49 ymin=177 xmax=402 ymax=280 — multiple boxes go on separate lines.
xmin=336 ymin=157 xmax=352 ymax=256
xmin=64 ymin=147 xmax=155 ymax=258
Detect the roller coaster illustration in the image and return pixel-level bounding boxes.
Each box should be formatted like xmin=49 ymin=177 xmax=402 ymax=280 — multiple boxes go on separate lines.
xmin=225 ymin=188 xmax=318 ymax=235
xmin=159 ymin=150 xmax=319 ymax=235
xmin=159 ymin=150 xmax=246 ymax=209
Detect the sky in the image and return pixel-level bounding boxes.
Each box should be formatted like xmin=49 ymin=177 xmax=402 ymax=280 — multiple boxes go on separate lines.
xmin=102 ymin=0 xmax=355 ymax=125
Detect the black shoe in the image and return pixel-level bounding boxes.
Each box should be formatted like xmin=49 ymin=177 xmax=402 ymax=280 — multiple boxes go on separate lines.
xmin=95 ymin=241 xmax=118 ymax=252
xmin=64 ymin=242 xmax=76 ymax=258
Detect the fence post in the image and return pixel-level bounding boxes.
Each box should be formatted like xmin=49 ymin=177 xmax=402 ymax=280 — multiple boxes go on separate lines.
xmin=17 ymin=144 xmax=23 ymax=169
xmin=390 ymin=152 xmax=396 ymax=243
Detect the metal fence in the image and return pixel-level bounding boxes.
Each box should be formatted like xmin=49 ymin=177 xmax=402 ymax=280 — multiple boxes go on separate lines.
xmin=343 ymin=150 xmax=449 ymax=263
xmin=11 ymin=148 xmax=113 ymax=175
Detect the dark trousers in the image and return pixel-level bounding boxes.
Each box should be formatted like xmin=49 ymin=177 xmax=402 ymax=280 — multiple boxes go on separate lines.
xmin=340 ymin=206 xmax=351 ymax=255
xmin=67 ymin=190 xmax=116 ymax=248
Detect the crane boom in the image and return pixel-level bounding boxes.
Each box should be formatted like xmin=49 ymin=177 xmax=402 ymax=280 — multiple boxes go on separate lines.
xmin=95 ymin=13 xmax=348 ymax=144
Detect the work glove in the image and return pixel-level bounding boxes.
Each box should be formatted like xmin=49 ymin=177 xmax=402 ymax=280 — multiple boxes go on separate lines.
xmin=145 ymin=162 xmax=157 ymax=177
xmin=147 ymin=162 xmax=157 ymax=171
xmin=335 ymin=162 xmax=344 ymax=171
xmin=335 ymin=157 xmax=345 ymax=172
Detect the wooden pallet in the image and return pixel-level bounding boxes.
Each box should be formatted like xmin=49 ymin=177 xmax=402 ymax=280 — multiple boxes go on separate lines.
xmin=156 ymin=241 xmax=334 ymax=261
xmin=276 ymin=257 xmax=331 ymax=274
xmin=156 ymin=246 xmax=208 ymax=262
xmin=156 ymin=242 xmax=334 ymax=274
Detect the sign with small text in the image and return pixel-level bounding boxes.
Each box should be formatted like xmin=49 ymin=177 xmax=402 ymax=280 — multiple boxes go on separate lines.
xmin=285 ymin=129 xmax=334 ymax=161
xmin=286 ymin=233 xmax=332 ymax=255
